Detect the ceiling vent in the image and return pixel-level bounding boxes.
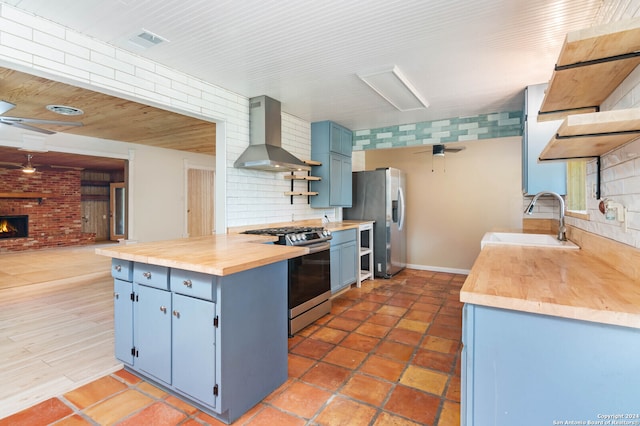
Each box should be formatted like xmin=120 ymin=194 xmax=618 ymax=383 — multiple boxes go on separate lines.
xmin=127 ymin=29 xmax=168 ymax=49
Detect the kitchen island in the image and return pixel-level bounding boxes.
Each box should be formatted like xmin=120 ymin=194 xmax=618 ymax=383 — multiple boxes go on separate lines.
xmin=96 ymin=234 xmax=307 ymax=424
xmin=460 ymin=233 xmax=640 ymax=425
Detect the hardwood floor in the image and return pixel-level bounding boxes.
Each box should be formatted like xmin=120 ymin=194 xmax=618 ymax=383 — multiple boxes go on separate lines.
xmin=0 ymin=244 xmax=122 ymax=419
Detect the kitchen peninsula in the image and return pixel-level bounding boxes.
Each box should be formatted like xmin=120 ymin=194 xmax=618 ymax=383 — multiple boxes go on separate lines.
xmin=96 ymin=234 xmax=307 ymax=424
xmin=459 ymin=228 xmax=640 ymax=425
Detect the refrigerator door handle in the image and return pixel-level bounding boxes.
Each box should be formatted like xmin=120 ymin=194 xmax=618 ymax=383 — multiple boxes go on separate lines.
xmin=397 ymin=187 xmax=406 ymax=231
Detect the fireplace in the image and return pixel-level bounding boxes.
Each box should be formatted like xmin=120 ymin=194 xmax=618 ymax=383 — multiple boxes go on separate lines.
xmin=0 ymin=215 xmax=28 ymax=239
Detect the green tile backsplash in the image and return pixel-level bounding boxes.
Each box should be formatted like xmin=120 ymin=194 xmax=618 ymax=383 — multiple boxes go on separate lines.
xmin=353 ymin=111 xmax=522 ymax=150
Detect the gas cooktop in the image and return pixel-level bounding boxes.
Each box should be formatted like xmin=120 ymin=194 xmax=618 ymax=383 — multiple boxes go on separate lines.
xmin=242 ymin=226 xmax=331 ymax=246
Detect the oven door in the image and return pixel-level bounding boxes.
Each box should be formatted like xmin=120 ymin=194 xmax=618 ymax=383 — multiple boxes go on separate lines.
xmin=288 ymin=242 xmax=331 ymax=316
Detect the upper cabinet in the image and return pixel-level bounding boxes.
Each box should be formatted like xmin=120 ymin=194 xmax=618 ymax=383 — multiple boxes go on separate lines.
xmin=310 ymin=121 xmax=353 ymax=208
xmin=523 ymin=84 xmax=566 ymax=195
xmin=538 ymin=17 xmax=640 ymax=161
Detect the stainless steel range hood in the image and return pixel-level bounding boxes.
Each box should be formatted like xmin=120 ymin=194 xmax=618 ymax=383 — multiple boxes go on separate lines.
xmin=234 ymin=96 xmax=310 ymax=172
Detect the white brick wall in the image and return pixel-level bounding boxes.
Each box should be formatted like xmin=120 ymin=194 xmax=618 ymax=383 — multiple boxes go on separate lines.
xmin=0 ymin=4 xmax=330 ymax=231
xmin=564 ymin=7 xmax=640 ymax=248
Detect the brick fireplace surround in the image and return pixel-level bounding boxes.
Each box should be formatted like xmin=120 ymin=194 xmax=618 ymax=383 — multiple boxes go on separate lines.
xmin=0 ymin=168 xmax=95 ymax=252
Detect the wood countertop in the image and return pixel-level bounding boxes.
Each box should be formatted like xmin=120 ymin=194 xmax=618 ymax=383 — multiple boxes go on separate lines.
xmin=95 ymin=234 xmax=308 ymax=276
xmin=325 ymin=220 xmax=374 ymax=232
xmin=460 ymin=244 xmax=640 ymax=329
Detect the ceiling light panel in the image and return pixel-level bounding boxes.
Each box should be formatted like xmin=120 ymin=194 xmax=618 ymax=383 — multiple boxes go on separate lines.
xmin=358 ymin=66 xmax=429 ymax=111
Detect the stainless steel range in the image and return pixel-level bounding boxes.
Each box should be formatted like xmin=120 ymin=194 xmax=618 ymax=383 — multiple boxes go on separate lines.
xmin=242 ymin=226 xmax=332 ymax=335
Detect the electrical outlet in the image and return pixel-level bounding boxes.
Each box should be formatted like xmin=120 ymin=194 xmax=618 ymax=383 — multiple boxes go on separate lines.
xmin=591 ymin=183 xmax=597 ymax=199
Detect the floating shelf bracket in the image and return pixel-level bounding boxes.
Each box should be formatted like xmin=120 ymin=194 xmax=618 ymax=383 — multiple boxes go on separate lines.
xmin=555 ymin=50 xmax=640 ymax=71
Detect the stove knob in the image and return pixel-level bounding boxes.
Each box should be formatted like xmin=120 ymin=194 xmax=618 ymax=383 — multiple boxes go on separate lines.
xmin=302 ymin=234 xmax=308 ymax=240
xmin=290 ymin=234 xmax=298 ymax=242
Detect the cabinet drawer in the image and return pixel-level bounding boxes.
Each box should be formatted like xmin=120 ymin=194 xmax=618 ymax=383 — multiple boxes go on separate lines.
xmin=331 ymin=228 xmax=356 ymax=245
xmin=170 ymin=269 xmax=216 ymax=301
xmin=133 ymin=263 xmax=169 ymax=290
xmin=111 ymin=258 xmax=133 ymax=281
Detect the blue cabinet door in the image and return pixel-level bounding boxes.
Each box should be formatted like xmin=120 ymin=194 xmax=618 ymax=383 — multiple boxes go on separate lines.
xmin=462 ymin=304 xmax=640 ymax=425
xmin=340 ymin=240 xmax=358 ymax=287
xmin=113 ymin=279 xmax=133 ymax=365
xmin=339 ymin=156 xmax=352 ymax=206
xmin=134 ymin=283 xmax=172 ymax=384
xmin=172 ymin=293 xmax=217 ymax=408
xmin=330 ymin=244 xmax=341 ymax=293
xmin=330 ymin=229 xmax=358 ymax=293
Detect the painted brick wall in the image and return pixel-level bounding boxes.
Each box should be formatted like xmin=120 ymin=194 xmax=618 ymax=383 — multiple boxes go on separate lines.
xmin=0 ymin=169 xmax=94 ymax=251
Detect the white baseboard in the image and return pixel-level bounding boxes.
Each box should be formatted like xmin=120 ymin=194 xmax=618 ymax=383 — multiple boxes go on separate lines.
xmin=406 ymin=263 xmax=470 ymax=276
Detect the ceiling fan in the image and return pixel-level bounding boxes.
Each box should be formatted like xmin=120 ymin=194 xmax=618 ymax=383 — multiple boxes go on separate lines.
xmin=0 ymin=154 xmax=83 ymax=173
xmin=0 ymin=154 xmax=39 ymax=173
xmin=0 ymin=100 xmax=83 ymax=135
xmin=414 ymin=143 xmax=466 ymax=172
xmin=415 ymin=144 xmax=466 ymax=157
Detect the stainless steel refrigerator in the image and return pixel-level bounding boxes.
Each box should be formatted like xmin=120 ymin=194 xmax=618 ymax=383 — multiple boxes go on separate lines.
xmin=343 ymin=167 xmax=406 ymax=278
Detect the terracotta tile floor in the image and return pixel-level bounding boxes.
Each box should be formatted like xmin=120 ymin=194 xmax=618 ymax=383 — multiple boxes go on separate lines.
xmin=1 ymin=269 xmax=464 ymax=426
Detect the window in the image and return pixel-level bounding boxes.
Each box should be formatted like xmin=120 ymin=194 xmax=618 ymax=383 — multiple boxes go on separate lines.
xmin=566 ymin=160 xmax=587 ymax=212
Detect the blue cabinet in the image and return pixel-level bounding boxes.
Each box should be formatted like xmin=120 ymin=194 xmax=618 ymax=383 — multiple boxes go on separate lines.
xmin=172 ymin=293 xmax=216 ymax=408
xmin=134 ymin=283 xmax=172 ymax=385
xmin=330 ymin=229 xmax=358 ymax=293
xmin=310 ymin=121 xmax=353 ymax=208
xmin=522 ymin=84 xmax=566 ymax=195
xmin=111 ymin=258 xmax=288 ymax=424
xmin=113 ymin=278 xmax=133 ymax=365
xmin=462 ymin=304 xmax=640 ymax=425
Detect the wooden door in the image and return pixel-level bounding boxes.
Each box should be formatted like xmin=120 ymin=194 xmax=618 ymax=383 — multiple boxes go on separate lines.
xmin=187 ymin=168 xmax=215 ymax=237
xmin=110 ymin=182 xmax=126 ymax=241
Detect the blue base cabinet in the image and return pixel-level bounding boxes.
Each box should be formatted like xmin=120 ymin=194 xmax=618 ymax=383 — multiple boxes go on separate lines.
xmin=111 ymin=259 xmax=288 ymax=424
xmin=330 ymin=229 xmax=358 ymax=293
xmin=462 ymin=304 xmax=640 ymax=426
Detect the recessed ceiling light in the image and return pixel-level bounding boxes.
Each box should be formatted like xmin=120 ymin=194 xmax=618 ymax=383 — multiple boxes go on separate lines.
xmin=358 ymin=65 xmax=429 ymax=111
xmin=46 ymin=105 xmax=84 ymax=116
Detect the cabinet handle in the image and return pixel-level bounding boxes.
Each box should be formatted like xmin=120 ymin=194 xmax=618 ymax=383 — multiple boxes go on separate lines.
xmin=183 ymin=279 xmax=192 ymax=288
xmin=143 ymin=272 xmax=152 ymax=279
xmin=160 ymin=306 xmax=167 ymax=313
xmin=172 ymin=310 xmax=180 ymax=318
xmin=114 ymin=265 xmax=122 ymax=272
xmin=114 ymin=292 xmax=119 ymax=299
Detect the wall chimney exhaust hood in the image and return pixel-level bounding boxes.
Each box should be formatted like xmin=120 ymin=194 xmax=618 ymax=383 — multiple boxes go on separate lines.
xmin=234 ymin=96 xmax=310 ymax=172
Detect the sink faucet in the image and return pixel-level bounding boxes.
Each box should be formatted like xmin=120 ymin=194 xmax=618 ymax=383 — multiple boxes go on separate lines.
xmin=524 ymin=191 xmax=566 ymax=241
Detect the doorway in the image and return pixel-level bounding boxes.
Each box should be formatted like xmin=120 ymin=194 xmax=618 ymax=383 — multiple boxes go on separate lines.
xmin=187 ymin=168 xmax=215 ymax=237
xmin=110 ymin=182 xmax=126 ymax=241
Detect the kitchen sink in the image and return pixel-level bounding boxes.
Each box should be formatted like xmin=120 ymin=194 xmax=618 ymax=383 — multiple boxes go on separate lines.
xmin=480 ymin=232 xmax=579 ymax=249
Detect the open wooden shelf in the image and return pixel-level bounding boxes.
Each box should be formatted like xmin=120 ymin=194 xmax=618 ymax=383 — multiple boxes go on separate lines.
xmin=284 ymin=175 xmax=321 ymax=181
xmin=284 ymin=191 xmax=319 ymax=196
xmin=539 ymin=17 xmax=640 ymax=120
xmin=285 ymin=160 xmax=321 ymax=203
xmin=539 ymin=108 xmax=640 ymax=161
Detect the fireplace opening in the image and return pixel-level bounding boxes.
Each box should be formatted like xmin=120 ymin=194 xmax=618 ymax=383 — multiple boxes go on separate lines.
xmin=0 ymin=215 xmax=29 ymax=239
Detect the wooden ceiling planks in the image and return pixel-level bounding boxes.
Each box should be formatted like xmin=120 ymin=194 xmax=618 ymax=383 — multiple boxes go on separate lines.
xmin=0 ymin=67 xmax=216 ymax=156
